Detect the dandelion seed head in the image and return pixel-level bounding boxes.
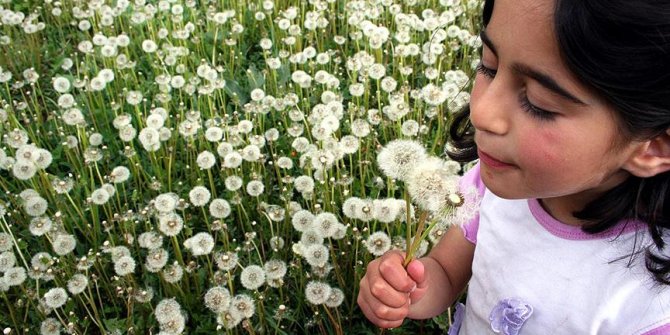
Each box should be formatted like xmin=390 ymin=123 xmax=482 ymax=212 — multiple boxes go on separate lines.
xmin=291 ymin=210 xmax=314 ymax=232
xmin=240 ymin=264 xmax=265 ymax=290
xmin=406 ymin=157 xmax=460 ymax=213
xmin=0 ymin=251 xmax=15 ymax=272
xmin=4 ymin=266 xmax=26 ymax=286
xmin=325 ymin=287 xmax=345 ymax=308
xmin=223 ymin=152 xmax=242 ymax=168
xmin=0 ymin=233 xmax=12 ymax=253
xmin=205 ymin=127 xmax=224 ymax=142
xmin=231 ymin=294 xmax=256 ymax=319
xmin=305 ymin=281 xmax=331 ymax=305
xmin=90 ymin=188 xmax=110 ymax=205
xmin=183 ymin=232 xmax=214 ymax=256
xmin=263 ymin=259 xmax=287 ymax=279
xmin=155 ymin=298 xmax=182 ymax=324
xmin=40 ymin=317 xmax=61 ymax=335
xmin=189 ymin=186 xmax=211 ymax=207
xmin=376 ymin=139 xmax=428 ymax=181
xmin=246 ymin=180 xmax=264 ymax=197
xmin=196 ymin=150 xmax=216 ymax=169
xmin=12 ymin=159 xmax=37 ymax=180
xmin=303 ymin=243 xmax=329 ymax=267
xmin=29 ymin=216 xmax=52 ymax=236
xmin=110 ymin=166 xmax=130 ymax=183
xmin=43 ymin=287 xmax=68 ymax=309
xmin=114 ymin=255 xmax=136 ymax=276
xmin=138 ymin=231 xmax=163 ymax=250
xmin=215 ymin=251 xmax=238 ymax=271
xmin=365 ymin=231 xmax=392 ymax=256
xmin=313 ymin=212 xmax=339 ymax=238
xmin=66 ymin=274 xmax=88 ymax=295
xmin=217 ymin=308 xmax=243 ymax=329
xmin=31 ymin=252 xmax=52 ymax=271
xmin=155 ymin=193 xmax=178 ymax=213
xmin=205 ymin=286 xmax=231 ymax=313
xmin=159 ymin=313 xmax=186 ymax=334
xmin=162 ymin=263 xmax=184 ymax=284
xmin=52 ymin=234 xmax=76 ymax=256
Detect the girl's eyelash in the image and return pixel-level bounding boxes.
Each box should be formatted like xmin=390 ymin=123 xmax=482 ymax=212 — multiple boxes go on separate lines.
xmin=475 ymin=62 xmax=557 ymax=121
xmin=519 ymin=95 xmax=556 ymax=121
xmin=476 ymin=62 xmax=497 ymax=78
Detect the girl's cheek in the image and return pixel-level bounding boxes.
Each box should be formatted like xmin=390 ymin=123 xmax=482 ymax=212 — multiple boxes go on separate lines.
xmin=517 ymin=128 xmax=563 ymax=168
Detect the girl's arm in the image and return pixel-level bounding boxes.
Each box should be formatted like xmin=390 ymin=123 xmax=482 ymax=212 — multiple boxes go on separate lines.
xmin=407 ymin=224 xmax=475 ymax=319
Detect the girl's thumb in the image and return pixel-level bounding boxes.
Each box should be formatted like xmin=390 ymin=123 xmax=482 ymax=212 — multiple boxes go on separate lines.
xmin=406 ymin=259 xmax=426 ymax=289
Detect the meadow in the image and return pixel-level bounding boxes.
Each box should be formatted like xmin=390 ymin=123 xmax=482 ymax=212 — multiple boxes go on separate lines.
xmin=0 ymin=0 xmax=482 ymax=333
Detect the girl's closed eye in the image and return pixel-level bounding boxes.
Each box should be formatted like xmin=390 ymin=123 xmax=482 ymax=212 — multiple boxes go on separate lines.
xmin=476 ymin=61 xmax=558 ymax=122
xmin=519 ymin=94 xmax=558 ymax=121
xmin=476 ymin=62 xmax=497 ymax=78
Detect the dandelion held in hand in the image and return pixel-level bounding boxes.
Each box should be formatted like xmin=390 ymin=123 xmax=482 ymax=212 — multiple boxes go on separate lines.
xmin=376 ymin=140 xmax=464 ymax=267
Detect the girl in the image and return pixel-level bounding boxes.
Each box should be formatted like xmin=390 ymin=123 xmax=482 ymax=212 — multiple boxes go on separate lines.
xmin=357 ymin=0 xmax=670 ymax=334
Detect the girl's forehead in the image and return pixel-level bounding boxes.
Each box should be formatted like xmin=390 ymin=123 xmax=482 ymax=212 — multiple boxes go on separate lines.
xmin=486 ymin=0 xmax=603 ymax=107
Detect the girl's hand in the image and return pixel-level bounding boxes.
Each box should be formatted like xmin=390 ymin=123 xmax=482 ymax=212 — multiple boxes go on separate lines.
xmin=357 ymin=250 xmax=428 ymax=328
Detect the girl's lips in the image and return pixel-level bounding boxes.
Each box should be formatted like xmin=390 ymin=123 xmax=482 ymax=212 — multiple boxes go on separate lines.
xmin=478 ymin=149 xmax=515 ymax=168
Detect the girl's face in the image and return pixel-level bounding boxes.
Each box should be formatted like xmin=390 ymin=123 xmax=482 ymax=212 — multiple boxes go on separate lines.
xmin=470 ymin=0 xmax=643 ymax=222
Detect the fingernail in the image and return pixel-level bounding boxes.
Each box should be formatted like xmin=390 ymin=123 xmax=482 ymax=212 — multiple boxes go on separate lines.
xmin=410 ymin=283 xmax=417 ymax=293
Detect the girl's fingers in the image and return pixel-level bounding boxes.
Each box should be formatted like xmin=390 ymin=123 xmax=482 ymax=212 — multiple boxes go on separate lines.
xmin=360 ymin=268 xmax=410 ymax=308
xmin=357 ymin=286 xmax=409 ymax=328
xmin=378 ymin=253 xmax=416 ymax=293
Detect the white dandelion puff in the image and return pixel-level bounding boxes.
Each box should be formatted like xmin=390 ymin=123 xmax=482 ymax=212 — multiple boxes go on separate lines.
xmin=325 ymin=287 xmax=345 ymax=308
xmin=231 ymin=294 xmax=256 ymax=319
xmin=291 ymin=210 xmax=314 ymax=232
xmin=224 ymin=175 xmax=243 ymax=191
xmin=246 ymin=180 xmax=264 ymax=197
xmin=365 ymin=231 xmax=392 ymax=256
xmin=155 ymin=298 xmax=182 ymax=324
xmin=158 ymin=212 xmax=184 ymax=237
xmin=204 ymin=286 xmax=231 ymax=313
xmin=52 ymin=234 xmax=76 ymax=256
xmin=406 ymin=157 xmax=460 ymax=213
xmin=313 ymin=212 xmax=339 ymax=238
xmin=196 ymin=150 xmax=216 ymax=169
xmin=90 ymin=188 xmax=110 ymax=205
xmin=305 ymin=281 xmax=331 ymax=305
xmin=114 ymin=256 xmax=136 ymax=276
xmin=12 ymin=160 xmax=37 ymax=180
xmin=154 ymin=193 xmax=178 ymax=213
xmin=66 ymin=274 xmax=88 ymax=295
xmin=303 ymin=243 xmax=329 ymax=267
xmin=263 ymin=259 xmax=287 ymax=280
xmin=214 ymin=251 xmax=238 ymax=271
xmin=240 ymin=265 xmax=265 ymax=290
xmin=376 ymin=139 xmax=428 ymax=181
xmin=4 ymin=267 xmax=27 ymax=286
xmin=209 ymin=198 xmax=231 ymax=219
xmin=183 ymin=232 xmax=214 ymax=256
xmin=43 ymin=287 xmax=68 ymax=309
xmin=189 ymin=186 xmax=211 ymax=207
xmin=40 ymin=317 xmax=61 ymax=335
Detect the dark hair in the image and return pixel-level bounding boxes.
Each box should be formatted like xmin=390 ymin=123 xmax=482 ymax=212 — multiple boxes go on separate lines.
xmin=447 ymin=0 xmax=670 ymax=284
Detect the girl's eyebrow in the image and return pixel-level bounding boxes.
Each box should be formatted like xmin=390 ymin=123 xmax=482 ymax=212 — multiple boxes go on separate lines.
xmin=479 ymin=30 xmax=586 ymax=106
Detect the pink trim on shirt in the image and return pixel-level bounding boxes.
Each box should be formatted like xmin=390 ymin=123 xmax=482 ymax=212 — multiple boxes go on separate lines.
xmin=527 ymin=198 xmax=645 ymax=240
xmin=641 ymin=323 xmax=670 ymax=335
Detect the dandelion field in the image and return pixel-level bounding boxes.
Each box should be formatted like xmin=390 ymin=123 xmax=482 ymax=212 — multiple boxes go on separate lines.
xmin=0 ymin=0 xmax=482 ymax=333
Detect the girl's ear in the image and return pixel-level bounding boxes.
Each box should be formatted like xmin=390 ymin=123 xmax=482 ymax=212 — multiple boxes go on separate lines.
xmin=624 ymin=129 xmax=670 ymax=177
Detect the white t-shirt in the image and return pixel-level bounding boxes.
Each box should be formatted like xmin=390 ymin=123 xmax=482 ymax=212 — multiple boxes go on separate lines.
xmin=452 ymin=163 xmax=670 ymax=335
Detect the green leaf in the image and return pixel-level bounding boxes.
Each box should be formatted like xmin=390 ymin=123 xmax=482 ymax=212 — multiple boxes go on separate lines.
xmin=246 ymin=65 xmax=265 ymax=90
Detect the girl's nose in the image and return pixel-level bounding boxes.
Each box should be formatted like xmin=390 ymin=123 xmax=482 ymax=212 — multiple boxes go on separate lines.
xmin=469 ymin=76 xmax=512 ymax=136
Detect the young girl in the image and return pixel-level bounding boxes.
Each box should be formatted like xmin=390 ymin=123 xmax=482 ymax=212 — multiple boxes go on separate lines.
xmin=357 ymin=0 xmax=670 ymax=333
